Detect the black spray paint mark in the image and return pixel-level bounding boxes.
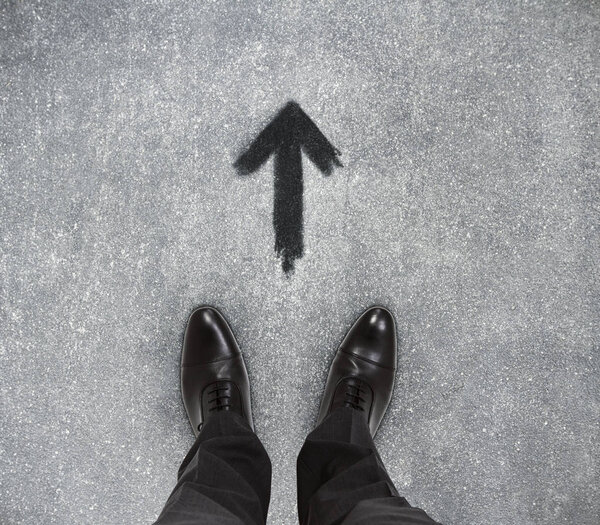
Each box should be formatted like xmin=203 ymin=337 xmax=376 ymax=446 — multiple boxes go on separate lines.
xmin=235 ymin=101 xmax=342 ymax=274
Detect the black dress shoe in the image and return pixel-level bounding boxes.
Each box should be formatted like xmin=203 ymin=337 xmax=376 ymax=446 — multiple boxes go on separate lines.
xmin=181 ymin=307 xmax=253 ymax=436
xmin=316 ymin=306 xmax=397 ymax=436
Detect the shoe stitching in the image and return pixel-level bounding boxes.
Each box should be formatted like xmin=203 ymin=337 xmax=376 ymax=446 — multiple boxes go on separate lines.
xmin=339 ymin=348 xmax=396 ymax=370
xmin=181 ymin=353 xmax=242 ymax=367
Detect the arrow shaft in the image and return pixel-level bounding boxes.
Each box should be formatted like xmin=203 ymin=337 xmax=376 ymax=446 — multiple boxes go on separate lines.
xmin=273 ymin=141 xmax=303 ymax=274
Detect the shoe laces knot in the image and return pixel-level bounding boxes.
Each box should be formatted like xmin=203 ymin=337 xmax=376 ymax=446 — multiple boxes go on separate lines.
xmin=208 ymin=383 xmax=232 ymax=412
xmin=343 ymin=382 xmax=366 ymax=411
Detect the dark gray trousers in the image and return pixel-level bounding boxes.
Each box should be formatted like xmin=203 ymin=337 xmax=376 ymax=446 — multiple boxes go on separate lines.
xmin=154 ymin=408 xmax=439 ymax=525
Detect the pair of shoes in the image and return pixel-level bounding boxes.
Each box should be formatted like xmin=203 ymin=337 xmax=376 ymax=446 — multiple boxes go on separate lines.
xmin=181 ymin=306 xmax=397 ymax=437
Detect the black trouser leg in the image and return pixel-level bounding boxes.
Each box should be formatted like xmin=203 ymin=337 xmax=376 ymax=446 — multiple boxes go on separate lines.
xmin=297 ymin=407 xmax=440 ymax=525
xmin=154 ymin=412 xmax=271 ymax=525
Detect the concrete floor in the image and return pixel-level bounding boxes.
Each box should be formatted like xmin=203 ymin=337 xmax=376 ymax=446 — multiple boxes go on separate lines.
xmin=1 ymin=1 xmax=599 ymax=524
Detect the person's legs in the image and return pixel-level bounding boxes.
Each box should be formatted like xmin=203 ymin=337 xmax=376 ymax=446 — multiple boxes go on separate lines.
xmin=154 ymin=307 xmax=271 ymax=525
xmin=154 ymin=411 xmax=270 ymax=525
xmin=297 ymin=407 xmax=438 ymax=525
xmin=297 ymin=307 xmax=439 ymax=525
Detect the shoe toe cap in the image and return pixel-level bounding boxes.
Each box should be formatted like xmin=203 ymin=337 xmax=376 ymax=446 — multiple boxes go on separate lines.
xmin=341 ymin=307 xmax=397 ymax=368
xmin=182 ymin=307 xmax=240 ymax=365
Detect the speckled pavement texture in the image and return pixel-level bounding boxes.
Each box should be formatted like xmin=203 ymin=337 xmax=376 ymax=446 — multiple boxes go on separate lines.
xmin=1 ymin=1 xmax=598 ymax=524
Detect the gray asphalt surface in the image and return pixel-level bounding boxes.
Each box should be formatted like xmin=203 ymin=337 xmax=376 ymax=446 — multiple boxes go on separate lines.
xmin=1 ymin=1 xmax=599 ymax=524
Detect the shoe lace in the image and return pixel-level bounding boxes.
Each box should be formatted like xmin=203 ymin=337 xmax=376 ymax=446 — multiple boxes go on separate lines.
xmin=343 ymin=381 xmax=366 ymax=411
xmin=208 ymin=383 xmax=232 ymax=412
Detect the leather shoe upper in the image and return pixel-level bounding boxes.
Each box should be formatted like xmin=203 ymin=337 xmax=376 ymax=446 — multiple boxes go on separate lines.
xmin=317 ymin=306 xmax=397 ymax=436
xmin=181 ymin=307 xmax=253 ymax=436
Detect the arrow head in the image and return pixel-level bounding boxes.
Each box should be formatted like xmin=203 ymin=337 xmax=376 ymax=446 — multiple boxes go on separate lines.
xmin=234 ymin=101 xmax=342 ymax=175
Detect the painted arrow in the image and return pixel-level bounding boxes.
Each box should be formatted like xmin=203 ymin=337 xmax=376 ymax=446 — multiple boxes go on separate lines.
xmin=234 ymin=101 xmax=342 ymax=274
